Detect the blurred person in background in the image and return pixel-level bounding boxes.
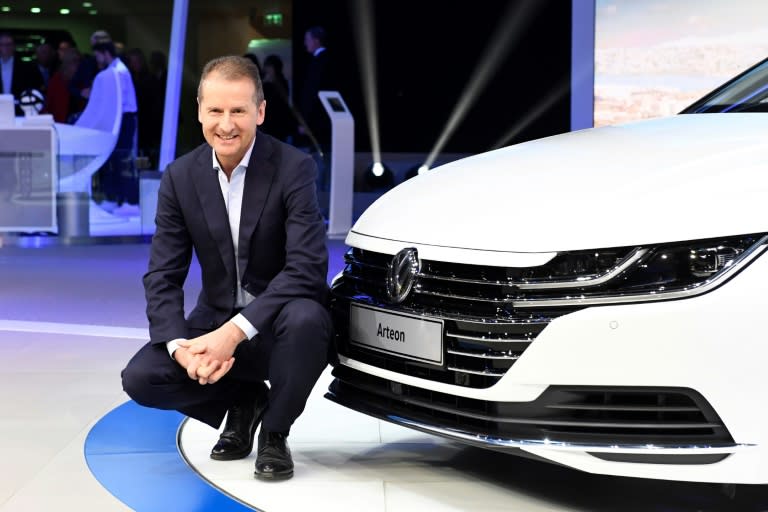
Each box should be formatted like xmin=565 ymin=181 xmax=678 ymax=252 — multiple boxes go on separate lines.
xmin=75 ymin=30 xmax=111 ymax=104
xmin=126 ymin=48 xmax=164 ymax=168
xmin=150 ymin=50 xmax=167 ymax=90
xmin=35 ymin=42 xmax=56 ymax=92
xmin=297 ymin=26 xmax=335 ymax=148
xmin=92 ymin=40 xmax=138 ymax=208
xmin=43 ymin=47 xmax=82 ymax=123
xmin=260 ymin=54 xmax=295 ymax=143
xmin=55 ymin=40 xmax=89 ymax=123
xmin=242 ymin=53 xmax=262 ymax=75
xmin=0 ymin=32 xmax=44 ymax=115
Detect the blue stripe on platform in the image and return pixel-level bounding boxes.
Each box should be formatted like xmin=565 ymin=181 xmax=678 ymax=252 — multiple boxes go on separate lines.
xmin=85 ymin=400 xmax=256 ymax=511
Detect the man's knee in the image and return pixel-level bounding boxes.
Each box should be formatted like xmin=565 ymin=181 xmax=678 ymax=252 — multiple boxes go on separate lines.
xmin=121 ymin=359 xmax=154 ymax=406
xmin=273 ymin=298 xmax=332 ymax=341
xmin=121 ymin=343 xmax=179 ymax=408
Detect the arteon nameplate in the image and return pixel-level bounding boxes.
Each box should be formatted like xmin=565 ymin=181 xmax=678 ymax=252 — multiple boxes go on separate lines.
xmin=349 ymin=303 xmax=444 ymax=365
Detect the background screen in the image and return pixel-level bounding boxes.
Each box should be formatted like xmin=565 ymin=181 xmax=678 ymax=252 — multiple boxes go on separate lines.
xmin=594 ymin=0 xmax=768 ymax=127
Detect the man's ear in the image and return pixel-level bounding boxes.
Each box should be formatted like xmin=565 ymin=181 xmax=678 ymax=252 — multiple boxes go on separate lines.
xmin=256 ymin=100 xmax=266 ymax=126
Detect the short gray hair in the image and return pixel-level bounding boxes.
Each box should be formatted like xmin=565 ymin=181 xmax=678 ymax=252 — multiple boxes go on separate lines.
xmin=198 ymin=55 xmax=264 ymax=105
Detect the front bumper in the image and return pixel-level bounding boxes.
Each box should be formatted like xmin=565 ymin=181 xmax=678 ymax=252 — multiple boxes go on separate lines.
xmin=327 ymin=250 xmax=768 ymax=483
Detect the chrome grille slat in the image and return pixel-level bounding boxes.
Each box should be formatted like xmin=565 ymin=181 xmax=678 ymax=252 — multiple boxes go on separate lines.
xmin=548 ymin=404 xmax=700 ymax=412
xmin=332 ymin=289 xmax=548 ymax=324
xmin=445 ymin=331 xmax=536 ymax=342
xmin=446 ymin=349 xmax=520 ymax=360
xmin=417 ymin=273 xmax=512 ymax=286
xmin=417 ymin=247 xmax=649 ymax=290
xmin=415 ymin=288 xmax=513 ymax=304
xmin=537 ymin=421 xmax=722 ymax=429
xmin=446 ymin=366 xmax=507 ymax=377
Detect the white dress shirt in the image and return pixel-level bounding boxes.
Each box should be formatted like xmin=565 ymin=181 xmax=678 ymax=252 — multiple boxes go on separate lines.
xmin=166 ymin=137 xmax=259 ymax=358
xmin=110 ymin=57 xmax=137 ymax=113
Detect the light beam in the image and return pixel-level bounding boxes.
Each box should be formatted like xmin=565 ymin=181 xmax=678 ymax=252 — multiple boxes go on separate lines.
xmin=423 ymin=0 xmax=540 ymax=170
xmin=350 ymin=0 xmax=382 ymax=165
xmin=491 ymin=77 xmax=571 ymax=150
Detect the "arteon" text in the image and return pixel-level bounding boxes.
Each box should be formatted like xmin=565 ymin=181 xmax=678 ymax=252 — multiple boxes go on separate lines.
xmin=377 ymin=323 xmax=405 ymax=343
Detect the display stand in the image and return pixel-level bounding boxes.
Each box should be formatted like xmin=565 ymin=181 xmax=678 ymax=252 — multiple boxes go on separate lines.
xmin=318 ymin=91 xmax=354 ymax=239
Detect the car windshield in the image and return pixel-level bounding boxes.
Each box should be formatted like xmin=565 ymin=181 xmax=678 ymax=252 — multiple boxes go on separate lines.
xmin=681 ymin=57 xmax=768 ymax=114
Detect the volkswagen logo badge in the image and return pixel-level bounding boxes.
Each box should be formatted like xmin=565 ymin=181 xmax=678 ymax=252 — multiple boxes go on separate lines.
xmin=386 ymin=248 xmax=420 ymax=304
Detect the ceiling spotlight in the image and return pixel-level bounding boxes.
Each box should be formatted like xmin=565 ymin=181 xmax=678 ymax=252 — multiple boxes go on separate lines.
xmin=60 ymin=8 xmax=70 ymax=14
xmin=364 ymin=162 xmax=394 ymax=191
xmin=30 ymin=6 xmax=41 ymax=13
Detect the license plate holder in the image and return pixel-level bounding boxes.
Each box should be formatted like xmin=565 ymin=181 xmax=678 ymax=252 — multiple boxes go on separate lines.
xmin=349 ymin=303 xmax=444 ymax=365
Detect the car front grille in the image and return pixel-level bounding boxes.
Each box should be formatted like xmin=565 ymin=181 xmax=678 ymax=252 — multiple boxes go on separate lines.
xmin=328 ymin=366 xmax=735 ymax=447
xmin=340 ymin=246 xmax=642 ymax=313
xmin=331 ymin=248 xmax=585 ymax=389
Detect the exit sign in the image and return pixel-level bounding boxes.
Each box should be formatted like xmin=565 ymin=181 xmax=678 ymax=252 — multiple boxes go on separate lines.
xmin=264 ymin=13 xmax=283 ymax=26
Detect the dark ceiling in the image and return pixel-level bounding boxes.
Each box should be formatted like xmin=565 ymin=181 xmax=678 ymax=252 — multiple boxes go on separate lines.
xmin=0 ymin=0 xmax=289 ymax=17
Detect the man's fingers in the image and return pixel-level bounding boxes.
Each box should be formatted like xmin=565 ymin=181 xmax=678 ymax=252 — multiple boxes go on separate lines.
xmin=197 ymin=362 xmax=212 ymax=385
xmin=207 ymin=358 xmax=235 ymax=384
xmin=186 ymin=359 xmax=199 ymax=380
xmin=196 ymin=360 xmax=220 ymax=379
xmin=196 ymin=358 xmax=226 ymax=385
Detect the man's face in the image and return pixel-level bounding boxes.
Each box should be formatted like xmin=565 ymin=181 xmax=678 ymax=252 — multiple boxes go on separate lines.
xmin=62 ymin=53 xmax=80 ymax=80
xmin=36 ymin=44 xmax=54 ymax=66
xmin=94 ymin=50 xmax=107 ymax=69
xmin=198 ymin=71 xmax=265 ymax=169
xmin=304 ymin=32 xmax=319 ymax=54
xmin=57 ymin=41 xmax=72 ymax=61
xmin=263 ymin=64 xmax=275 ymax=82
xmin=127 ymin=54 xmax=141 ymax=74
xmin=0 ymin=36 xmax=14 ymax=60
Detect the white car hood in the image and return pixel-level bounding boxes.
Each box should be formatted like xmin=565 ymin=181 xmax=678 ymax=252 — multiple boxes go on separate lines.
xmin=350 ymin=114 xmax=768 ymax=254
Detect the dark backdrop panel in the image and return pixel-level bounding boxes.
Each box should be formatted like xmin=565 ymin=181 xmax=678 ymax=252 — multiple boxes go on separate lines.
xmin=293 ymin=0 xmax=571 ymax=154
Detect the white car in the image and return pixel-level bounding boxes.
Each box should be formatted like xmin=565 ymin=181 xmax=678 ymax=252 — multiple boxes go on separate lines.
xmin=326 ymin=58 xmax=768 ymax=484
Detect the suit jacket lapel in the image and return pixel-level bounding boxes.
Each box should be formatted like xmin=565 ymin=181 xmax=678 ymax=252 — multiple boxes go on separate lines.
xmin=192 ymin=146 xmax=236 ymax=274
xmin=238 ymin=134 xmax=278 ymax=279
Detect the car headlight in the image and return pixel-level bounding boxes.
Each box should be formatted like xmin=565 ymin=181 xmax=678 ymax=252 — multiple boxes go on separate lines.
xmin=514 ymin=233 xmax=768 ymax=307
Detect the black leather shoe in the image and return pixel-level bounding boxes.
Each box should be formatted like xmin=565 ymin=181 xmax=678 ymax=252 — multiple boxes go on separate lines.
xmin=210 ymin=384 xmax=268 ymax=461
xmin=254 ymin=429 xmax=293 ymax=480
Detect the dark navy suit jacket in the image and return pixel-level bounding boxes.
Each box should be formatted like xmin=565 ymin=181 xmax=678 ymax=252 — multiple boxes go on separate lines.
xmin=3 ymin=57 xmax=43 ymax=115
xmin=299 ymin=50 xmax=334 ymax=145
xmin=143 ymin=132 xmax=329 ymax=344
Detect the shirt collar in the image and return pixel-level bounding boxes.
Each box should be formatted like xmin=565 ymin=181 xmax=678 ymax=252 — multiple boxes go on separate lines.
xmin=211 ymin=135 xmax=257 ymax=174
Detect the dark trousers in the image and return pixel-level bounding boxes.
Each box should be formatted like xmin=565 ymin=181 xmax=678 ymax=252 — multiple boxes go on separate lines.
xmin=102 ymin=112 xmax=137 ymax=204
xmin=121 ymin=297 xmax=332 ymax=432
